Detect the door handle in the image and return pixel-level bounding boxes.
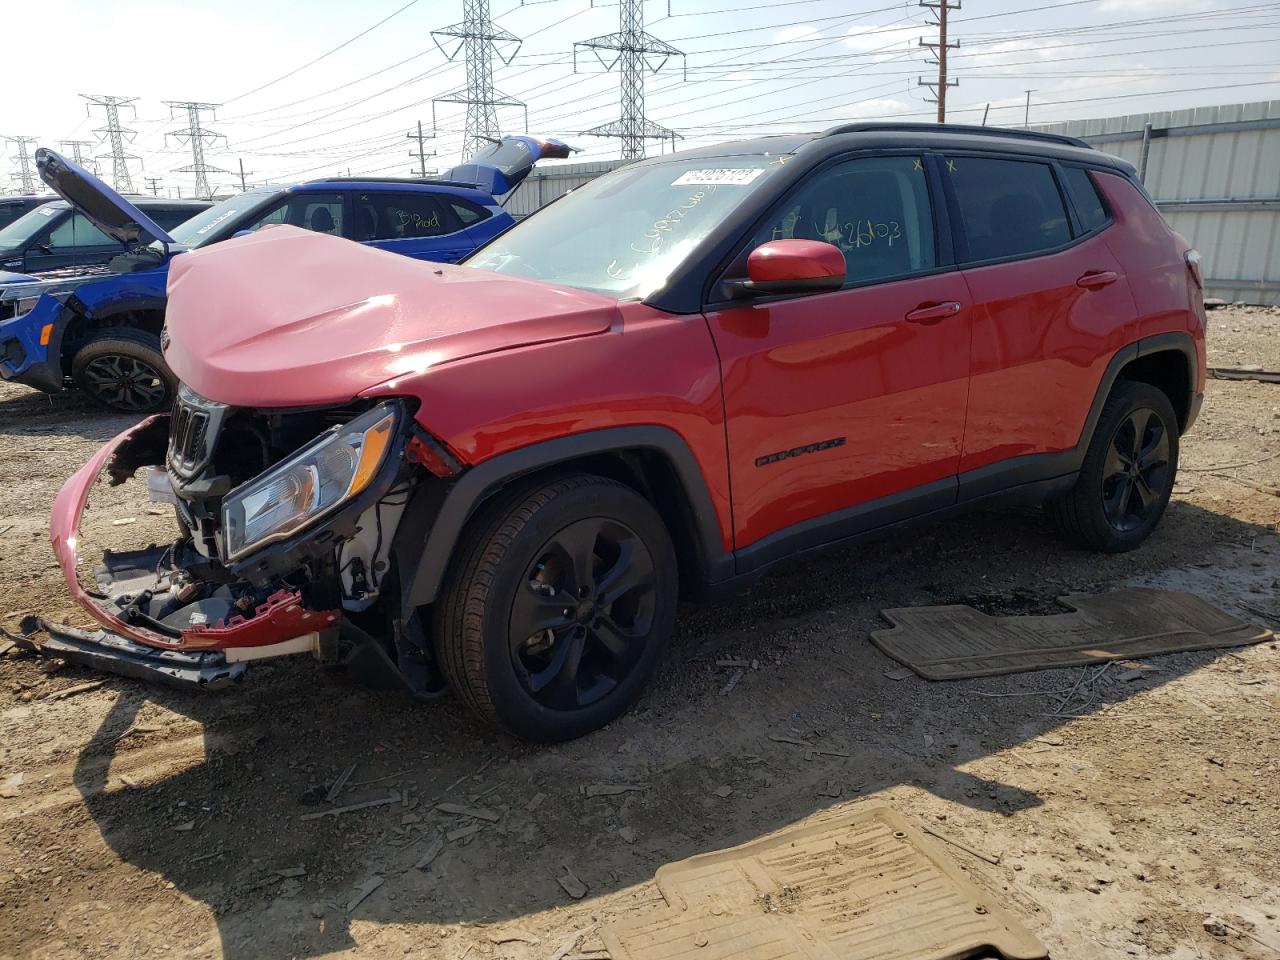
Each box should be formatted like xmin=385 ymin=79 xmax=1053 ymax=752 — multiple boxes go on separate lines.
xmin=905 ymin=301 xmax=962 ymax=324
xmin=1076 ymin=270 xmax=1118 ymax=290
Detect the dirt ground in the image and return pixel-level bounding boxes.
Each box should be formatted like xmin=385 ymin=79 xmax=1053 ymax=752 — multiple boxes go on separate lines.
xmin=1 ymin=306 xmax=1278 ymax=960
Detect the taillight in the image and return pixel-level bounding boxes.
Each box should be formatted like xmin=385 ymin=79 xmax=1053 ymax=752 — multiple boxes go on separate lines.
xmin=1185 ymin=249 xmax=1204 ymax=291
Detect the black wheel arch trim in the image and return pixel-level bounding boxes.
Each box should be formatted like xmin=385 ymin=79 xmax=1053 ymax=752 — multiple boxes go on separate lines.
xmin=396 ymin=425 xmax=734 ymax=610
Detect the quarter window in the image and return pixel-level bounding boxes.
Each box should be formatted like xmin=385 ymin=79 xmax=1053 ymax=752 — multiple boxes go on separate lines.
xmin=947 ymin=157 xmax=1071 ymax=262
xmin=449 ymin=199 xmax=492 ymax=226
xmin=748 ymin=155 xmax=936 ymax=285
xmin=1061 ymin=166 xmax=1110 ymax=234
xmin=45 ymin=212 xmax=114 ymax=249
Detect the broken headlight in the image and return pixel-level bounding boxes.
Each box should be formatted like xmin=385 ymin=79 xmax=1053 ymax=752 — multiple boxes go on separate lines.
xmin=222 ymin=403 xmax=400 ymax=560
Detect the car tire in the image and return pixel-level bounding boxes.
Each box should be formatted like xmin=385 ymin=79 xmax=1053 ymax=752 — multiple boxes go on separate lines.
xmin=70 ymin=329 xmax=175 ymax=413
xmin=433 ymin=473 xmax=678 ymax=742
xmin=1046 ymin=380 xmax=1179 ymax=553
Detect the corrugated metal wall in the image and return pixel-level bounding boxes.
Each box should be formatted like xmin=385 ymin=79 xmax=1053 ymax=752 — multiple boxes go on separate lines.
xmin=503 ymin=160 xmax=623 ymax=218
xmin=1037 ymin=100 xmax=1280 ymax=305
xmin=507 ymin=101 xmax=1280 ymax=305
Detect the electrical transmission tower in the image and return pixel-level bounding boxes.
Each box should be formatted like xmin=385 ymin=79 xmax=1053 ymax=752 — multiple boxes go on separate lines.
xmin=917 ymin=0 xmax=959 ymax=123
xmin=575 ymin=0 xmax=685 ymax=162
xmin=82 ymin=94 xmax=140 ymax=193
xmin=4 ymin=137 xmax=39 ymax=193
xmin=165 ymin=101 xmax=228 ymax=201
xmin=432 ymin=1 xmax=524 ymax=161
xmin=408 ymin=121 xmax=437 ymax=177
xmin=60 ymin=140 xmax=100 ymax=175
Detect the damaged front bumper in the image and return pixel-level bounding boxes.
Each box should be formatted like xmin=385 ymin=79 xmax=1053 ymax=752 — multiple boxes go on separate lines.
xmin=42 ymin=414 xmax=344 ymax=688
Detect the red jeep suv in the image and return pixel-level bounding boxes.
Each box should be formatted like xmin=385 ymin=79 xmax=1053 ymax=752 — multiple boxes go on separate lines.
xmin=45 ymin=123 xmax=1205 ymax=741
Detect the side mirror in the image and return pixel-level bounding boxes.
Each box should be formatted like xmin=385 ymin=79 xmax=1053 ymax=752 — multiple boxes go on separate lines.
xmin=724 ymin=239 xmax=845 ymax=300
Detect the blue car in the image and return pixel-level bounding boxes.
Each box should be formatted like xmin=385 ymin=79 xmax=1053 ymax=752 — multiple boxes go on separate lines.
xmin=0 ymin=136 xmax=571 ymax=411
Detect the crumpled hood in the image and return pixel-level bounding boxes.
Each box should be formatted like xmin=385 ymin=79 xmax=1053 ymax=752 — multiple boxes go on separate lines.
xmin=163 ymin=225 xmax=619 ymax=407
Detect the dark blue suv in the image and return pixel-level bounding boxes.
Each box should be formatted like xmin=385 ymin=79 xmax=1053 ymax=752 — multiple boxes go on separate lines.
xmin=0 ymin=136 xmax=570 ymax=411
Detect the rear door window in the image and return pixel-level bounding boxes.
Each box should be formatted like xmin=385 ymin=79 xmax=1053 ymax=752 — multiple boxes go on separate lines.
xmin=946 ymin=156 xmax=1071 ymax=262
xmin=353 ymin=193 xmax=459 ymax=241
xmin=1060 ymin=166 xmax=1111 ymax=235
xmin=746 ymin=154 xmax=937 ymax=286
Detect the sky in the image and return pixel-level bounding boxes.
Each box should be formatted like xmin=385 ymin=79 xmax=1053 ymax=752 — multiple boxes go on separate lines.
xmin=3 ymin=0 xmax=1278 ymax=198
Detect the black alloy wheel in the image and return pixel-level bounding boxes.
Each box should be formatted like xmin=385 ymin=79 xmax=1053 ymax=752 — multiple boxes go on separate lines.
xmin=1046 ymin=380 xmax=1179 ymax=553
xmin=434 ymin=473 xmax=678 ymax=742
xmin=508 ymin=517 xmax=657 ymax=711
xmin=1100 ymin=407 xmax=1171 ymax=532
xmin=79 ymin=354 xmax=169 ymax=412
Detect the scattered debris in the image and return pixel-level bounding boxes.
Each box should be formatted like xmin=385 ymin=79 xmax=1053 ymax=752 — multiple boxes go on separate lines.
xmin=276 ymin=866 xmax=307 ymax=878
xmin=883 ymin=666 xmax=916 ymax=681
xmin=712 ymin=784 xmax=733 ymax=798
xmin=527 ymin=791 xmax=547 ymax=811
xmin=716 ymin=658 xmax=750 ymax=668
xmin=1204 ymin=915 xmax=1230 ymax=937
xmin=299 ymin=791 xmax=400 ymax=821
xmin=446 ymin=823 xmax=484 ymax=843
xmin=0 ymin=772 xmax=23 ymax=798
xmin=435 ymin=802 xmax=502 ymax=822
xmin=804 ymin=747 xmax=851 ymax=762
xmin=43 ymin=680 xmax=106 ymax=701
xmin=720 ymin=668 xmax=745 ymax=695
xmin=817 ymin=780 xmax=841 ymax=798
xmin=921 ymin=825 xmax=1002 ymax=865
xmin=767 ymin=734 xmax=812 ymax=748
xmin=1115 ymin=668 xmax=1146 ymax=682
xmin=414 ymin=835 xmax=445 ymax=870
xmin=550 ymin=925 xmax=599 ymax=960
xmin=618 ymin=826 xmax=637 ymax=844
xmin=583 ymin=783 xmax=648 ymax=799
xmin=346 ymin=875 xmax=384 ymax=913
xmin=1208 ymin=366 xmax=1280 ymax=384
xmin=190 ymin=850 xmax=224 ymax=864
xmin=557 ymin=865 xmax=588 ymax=900
xmin=347 ymin=769 xmax=411 ymax=789
xmin=325 ymin=762 xmax=357 ymax=802
xmin=111 ymin=517 xmax=136 ymax=526
xmin=488 ymin=929 xmax=540 ymax=946
xmin=174 ymin=821 xmax=196 ymax=832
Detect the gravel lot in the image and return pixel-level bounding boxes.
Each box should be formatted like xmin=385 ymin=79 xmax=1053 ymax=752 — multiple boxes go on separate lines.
xmin=1 ymin=306 xmax=1278 ymax=960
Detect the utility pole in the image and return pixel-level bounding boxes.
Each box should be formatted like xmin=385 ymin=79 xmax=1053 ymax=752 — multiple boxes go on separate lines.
xmin=3 ymin=137 xmax=39 ymax=193
xmin=917 ymin=0 xmax=959 ymax=123
xmin=165 ymin=101 xmax=228 ymax=200
xmin=575 ymin=0 xmax=685 ymax=162
xmin=1024 ymin=89 xmax=1036 ymax=128
xmin=407 ymin=121 xmax=436 ymax=177
xmin=81 ymin=94 xmax=140 ymax=193
xmin=60 ymin=139 xmax=99 ymax=175
xmin=236 ymin=157 xmax=253 ymax=191
xmin=432 ymin=1 xmax=525 ymax=161
xmin=145 ymin=177 xmax=163 ymax=196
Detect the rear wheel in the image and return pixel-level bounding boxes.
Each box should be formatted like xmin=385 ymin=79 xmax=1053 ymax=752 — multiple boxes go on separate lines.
xmin=71 ymin=329 xmax=175 ymax=413
xmin=434 ymin=474 xmax=677 ymax=742
xmin=1047 ymin=380 xmax=1179 ymax=552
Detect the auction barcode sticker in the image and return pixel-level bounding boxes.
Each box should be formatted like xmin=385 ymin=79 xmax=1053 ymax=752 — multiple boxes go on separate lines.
xmin=672 ymin=168 xmax=765 ymax=186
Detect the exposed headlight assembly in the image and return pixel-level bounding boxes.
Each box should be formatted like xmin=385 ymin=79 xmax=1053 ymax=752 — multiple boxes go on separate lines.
xmin=0 ymin=278 xmax=93 ymax=315
xmin=222 ymin=403 xmax=400 ymax=560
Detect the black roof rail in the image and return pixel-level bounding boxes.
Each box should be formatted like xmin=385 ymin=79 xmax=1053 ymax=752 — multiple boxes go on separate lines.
xmin=816 ymin=122 xmax=1091 ymax=149
xmin=305 ymin=176 xmax=482 ymax=189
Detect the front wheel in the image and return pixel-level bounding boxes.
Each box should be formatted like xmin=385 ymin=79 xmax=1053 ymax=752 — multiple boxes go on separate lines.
xmin=1047 ymin=380 xmax=1179 ymax=552
xmin=433 ymin=474 xmax=678 ymax=742
xmin=71 ymin=329 xmax=175 ymax=413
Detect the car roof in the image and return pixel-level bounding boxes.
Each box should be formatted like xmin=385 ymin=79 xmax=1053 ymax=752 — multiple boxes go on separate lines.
xmin=297 ymin=177 xmax=497 ymax=203
xmin=642 ymin=123 xmax=1128 ymax=172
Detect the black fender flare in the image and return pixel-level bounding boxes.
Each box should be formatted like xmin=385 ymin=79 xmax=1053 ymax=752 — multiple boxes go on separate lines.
xmin=394 ymin=425 xmax=734 ymax=609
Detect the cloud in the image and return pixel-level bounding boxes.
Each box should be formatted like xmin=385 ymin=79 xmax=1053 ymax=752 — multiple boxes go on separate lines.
xmin=1098 ymin=0 xmax=1213 ymax=11
xmin=844 ymin=23 xmax=923 ymax=56
xmin=776 ymin=24 xmax=821 ymax=43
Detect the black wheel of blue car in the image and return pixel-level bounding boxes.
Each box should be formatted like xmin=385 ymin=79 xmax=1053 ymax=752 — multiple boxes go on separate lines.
xmin=71 ymin=329 xmax=176 ymax=413
xmin=434 ymin=474 xmax=677 ymax=742
xmin=1046 ymin=380 xmax=1179 ymax=553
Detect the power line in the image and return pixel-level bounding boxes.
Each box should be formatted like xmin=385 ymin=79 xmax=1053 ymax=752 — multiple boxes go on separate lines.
xmin=82 ymin=94 xmax=140 ymax=193
xmin=408 ymin=120 xmax=436 ymax=175
xmin=918 ymin=0 xmax=959 ymax=122
xmin=576 ymin=0 xmax=686 ymax=160
xmin=432 ymin=0 xmax=524 ymax=160
xmin=165 ymin=102 xmax=228 ymax=200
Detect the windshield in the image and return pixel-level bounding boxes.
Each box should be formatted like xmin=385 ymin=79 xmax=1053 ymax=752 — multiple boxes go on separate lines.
xmin=466 ymin=156 xmax=786 ymax=298
xmin=0 ymin=203 xmax=66 ymax=251
xmin=162 ymin=189 xmax=278 ymax=249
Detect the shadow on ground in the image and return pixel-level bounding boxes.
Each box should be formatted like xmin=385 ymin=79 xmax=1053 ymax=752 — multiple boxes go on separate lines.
xmin=66 ymin=499 xmax=1277 ymax=958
